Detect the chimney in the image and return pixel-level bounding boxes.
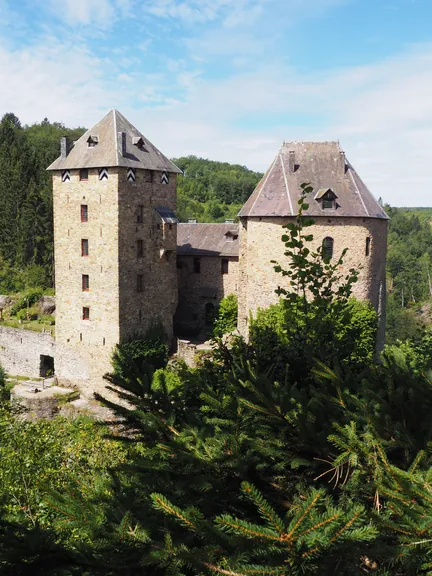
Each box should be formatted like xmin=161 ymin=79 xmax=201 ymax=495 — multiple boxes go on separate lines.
xmin=60 ymin=137 xmax=70 ymax=159
xmin=117 ymin=131 xmax=126 ymax=157
xmin=340 ymin=151 xmax=347 ymax=174
xmin=288 ymin=150 xmax=296 ymax=173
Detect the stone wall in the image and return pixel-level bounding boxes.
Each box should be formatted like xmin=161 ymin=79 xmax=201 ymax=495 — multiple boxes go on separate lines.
xmin=118 ymin=169 xmax=178 ymax=343
xmin=238 ymin=216 xmax=388 ymax=341
xmin=0 ymin=326 xmax=55 ymax=377
xmin=52 ymin=167 xmax=121 ymax=392
xmin=176 ymin=255 xmax=239 ymax=335
xmin=52 ymin=167 xmax=180 ymax=396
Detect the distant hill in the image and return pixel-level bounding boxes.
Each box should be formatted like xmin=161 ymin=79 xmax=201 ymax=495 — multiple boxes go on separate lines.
xmin=173 ymin=156 xmax=263 ymax=223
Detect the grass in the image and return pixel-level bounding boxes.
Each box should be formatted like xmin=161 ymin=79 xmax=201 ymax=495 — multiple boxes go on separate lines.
xmin=7 ymin=375 xmax=43 ymax=382
xmin=1 ymin=318 xmax=55 ymax=336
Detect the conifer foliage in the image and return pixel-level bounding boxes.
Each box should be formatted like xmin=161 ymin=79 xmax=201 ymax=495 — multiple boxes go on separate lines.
xmin=3 ymin=188 xmax=432 ymax=574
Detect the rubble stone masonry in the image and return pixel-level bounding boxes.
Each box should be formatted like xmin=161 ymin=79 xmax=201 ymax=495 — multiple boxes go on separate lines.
xmin=52 ymin=167 xmax=178 ymax=396
xmin=176 ymin=255 xmax=239 ymax=333
xmin=238 ymin=216 xmax=387 ymax=348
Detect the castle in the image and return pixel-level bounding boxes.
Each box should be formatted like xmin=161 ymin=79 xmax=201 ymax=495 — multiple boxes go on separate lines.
xmin=0 ymin=110 xmax=388 ymax=394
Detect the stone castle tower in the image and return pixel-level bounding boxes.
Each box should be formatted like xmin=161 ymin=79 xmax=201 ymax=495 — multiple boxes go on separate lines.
xmin=47 ymin=110 xmax=180 ymax=393
xmin=237 ymin=142 xmax=388 ymax=347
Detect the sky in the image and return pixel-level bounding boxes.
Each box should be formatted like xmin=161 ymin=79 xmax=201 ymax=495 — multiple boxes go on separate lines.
xmin=0 ymin=0 xmax=431 ymax=206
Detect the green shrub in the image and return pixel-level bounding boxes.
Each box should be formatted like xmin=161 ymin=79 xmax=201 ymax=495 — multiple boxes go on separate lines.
xmin=111 ymin=323 xmax=169 ymax=377
xmin=213 ymin=294 xmax=238 ymax=337
xmin=16 ymin=306 xmax=38 ymax=321
xmin=10 ymin=289 xmax=42 ymax=316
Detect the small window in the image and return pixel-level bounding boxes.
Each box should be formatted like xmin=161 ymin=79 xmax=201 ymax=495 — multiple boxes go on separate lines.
xmin=322 ymin=237 xmax=334 ymax=260
xmin=366 ymin=237 xmax=371 ymax=257
xmin=322 ymin=198 xmax=333 ymax=209
xmin=157 ymin=223 xmax=161 ymax=231
xmin=81 ymin=239 xmax=89 ymax=257
xmin=137 ymin=239 xmax=143 ymax=258
xmin=82 ymin=274 xmax=89 ymax=291
xmin=81 ymin=204 xmax=88 ymax=222
xmin=137 ymin=205 xmax=144 ymax=224
xmin=82 ymin=307 xmax=90 ymax=320
xmin=205 ymin=303 xmax=215 ymax=326
xmin=221 ymin=258 xmax=229 ymax=275
xmin=137 ymin=274 xmax=143 ymax=293
xmin=194 ymin=258 xmax=201 ymax=273
xmin=80 ymin=168 xmax=89 ymax=181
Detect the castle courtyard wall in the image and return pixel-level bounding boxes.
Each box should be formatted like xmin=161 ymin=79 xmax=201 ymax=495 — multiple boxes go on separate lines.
xmin=238 ymin=216 xmax=387 ymax=341
xmin=0 ymin=326 xmax=55 ymax=377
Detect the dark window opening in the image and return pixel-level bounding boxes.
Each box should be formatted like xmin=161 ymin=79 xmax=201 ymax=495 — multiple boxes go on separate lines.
xmin=322 ymin=237 xmax=334 ymax=260
xmin=322 ymin=198 xmax=334 ymax=209
xmin=221 ymin=258 xmax=229 ymax=275
xmin=81 ymin=204 xmax=88 ymax=222
xmin=80 ymin=168 xmax=89 ymax=181
xmin=81 ymin=239 xmax=89 ymax=257
xmin=82 ymin=274 xmax=89 ymax=291
xmin=157 ymin=223 xmax=161 ymax=230
xmin=40 ymin=355 xmax=54 ymax=377
xmin=137 ymin=205 xmax=144 ymax=223
xmin=103 ymin=337 xmax=105 ymax=346
xmin=80 ymin=333 xmax=82 ymax=341
xmin=82 ymin=307 xmax=90 ymax=320
xmin=137 ymin=274 xmax=143 ymax=293
xmin=366 ymin=236 xmax=371 ymax=257
xmin=205 ymin=303 xmax=216 ymax=326
xmin=169 ymin=224 xmax=173 ymax=230
xmin=137 ymin=239 xmax=143 ymax=258
xmin=194 ymin=258 xmax=201 ymax=273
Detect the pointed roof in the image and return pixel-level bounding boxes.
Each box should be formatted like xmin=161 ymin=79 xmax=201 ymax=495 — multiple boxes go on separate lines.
xmin=47 ymin=109 xmax=181 ymax=173
xmin=239 ymin=141 xmax=388 ymax=219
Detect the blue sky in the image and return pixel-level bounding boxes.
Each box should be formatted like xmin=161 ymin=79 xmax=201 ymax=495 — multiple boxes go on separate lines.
xmin=1 ymin=0 xmax=431 ymax=206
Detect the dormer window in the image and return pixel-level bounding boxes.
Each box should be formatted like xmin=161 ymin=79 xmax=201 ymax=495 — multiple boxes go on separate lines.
xmin=132 ymin=136 xmax=145 ymax=150
xmin=314 ymin=188 xmax=337 ymax=210
xmin=87 ymin=135 xmax=99 ymax=148
xmin=225 ymin=230 xmax=238 ymax=242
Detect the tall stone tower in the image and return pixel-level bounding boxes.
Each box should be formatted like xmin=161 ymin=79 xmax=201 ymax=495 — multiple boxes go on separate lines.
xmin=47 ymin=110 xmax=180 ymax=394
xmin=237 ymin=141 xmax=388 ymax=348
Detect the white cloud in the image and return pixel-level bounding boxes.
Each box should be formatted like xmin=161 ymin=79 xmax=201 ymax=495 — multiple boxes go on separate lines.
xmin=49 ymin=0 xmax=116 ymax=26
xmin=1 ymin=22 xmax=432 ymax=206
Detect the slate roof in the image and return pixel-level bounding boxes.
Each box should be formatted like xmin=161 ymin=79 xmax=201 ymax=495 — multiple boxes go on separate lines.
xmin=239 ymin=141 xmax=388 ymax=220
xmin=177 ymin=223 xmax=239 ymax=257
xmin=47 ymin=109 xmax=182 ymax=173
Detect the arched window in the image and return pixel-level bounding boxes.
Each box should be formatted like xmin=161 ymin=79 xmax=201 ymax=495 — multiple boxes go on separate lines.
xmin=322 ymin=237 xmax=334 ymax=260
xmin=205 ymin=303 xmax=216 ymax=326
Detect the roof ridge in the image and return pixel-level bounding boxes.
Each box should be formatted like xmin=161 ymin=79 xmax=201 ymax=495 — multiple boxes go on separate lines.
xmin=279 ymin=152 xmax=293 ymax=215
xmin=113 ymin=109 xmax=119 ymax=166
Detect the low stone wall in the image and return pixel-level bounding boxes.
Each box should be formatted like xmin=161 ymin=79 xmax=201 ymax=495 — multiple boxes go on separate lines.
xmin=0 ymin=326 xmax=55 ymax=377
xmin=177 ymin=339 xmax=198 ymax=367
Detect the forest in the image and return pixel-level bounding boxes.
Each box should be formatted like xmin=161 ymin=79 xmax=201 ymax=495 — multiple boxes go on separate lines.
xmin=2 ymin=207 xmax=432 ymax=573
